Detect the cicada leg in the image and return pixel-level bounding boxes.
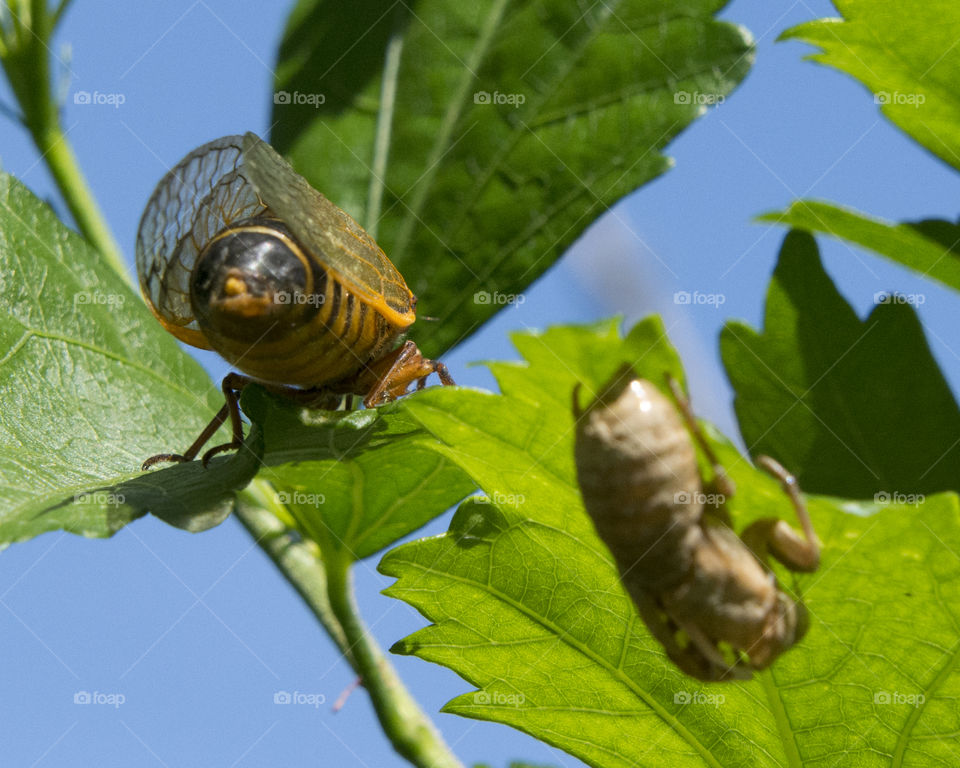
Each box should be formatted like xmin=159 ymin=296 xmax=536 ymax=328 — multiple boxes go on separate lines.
xmin=141 ymin=373 xmax=251 ymax=470
xmin=665 ymin=374 xmax=735 ymax=499
xmin=633 ymin=588 xmax=746 ymax=682
xmin=741 ymin=456 xmax=820 ymax=573
xmin=360 ymin=340 xmax=455 ymax=408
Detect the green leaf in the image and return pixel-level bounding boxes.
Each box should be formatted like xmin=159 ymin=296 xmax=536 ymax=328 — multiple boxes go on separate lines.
xmin=0 ymin=172 xmax=257 ymax=543
xmin=240 ymin=386 xmax=475 ymax=561
xmin=782 ymin=0 xmax=960 ymax=172
xmin=794 ymin=495 xmax=960 ymax=768
xmin=488 ymin=316 xmax=685 ymax=408
xmin=721 ymin=230 xmax=960 ymax=499
xmin=759 ymin=201 xmax=960 ymax=294
xmin=381 ymin=319 xmax=960 ymax=767
xmin=272 ymin=0 xmax=754 ymax=356
xmin=394 ymin=317 xmax=689 ymax=545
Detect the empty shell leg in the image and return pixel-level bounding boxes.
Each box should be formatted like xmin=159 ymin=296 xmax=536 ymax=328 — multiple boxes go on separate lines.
xmin=665 ymin=374 xmax=735 ymax=498
xmin=632 ymin=589 xmax=723 ymax=681
xmin=751 ymin=455 xmax=820 ymax=572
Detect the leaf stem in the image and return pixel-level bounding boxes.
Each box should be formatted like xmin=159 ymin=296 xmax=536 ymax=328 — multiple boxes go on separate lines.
xmin=237 ymin=480 xmax=463 ymax=768
xmin=36 ymin=124 xmax=128 ymax=280
xmin=324 ymin=548 xmax=465 ymax=768
xmin=0 ymin=0 xmax=127 ymax=282
xmin=235 ymin=479 xmax=353 ymax=662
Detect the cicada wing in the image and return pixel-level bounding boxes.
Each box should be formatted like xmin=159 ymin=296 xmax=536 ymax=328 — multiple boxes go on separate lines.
xmin=240 ymin=132 xmax=415 ymax=328
xmin=135 ymin=135 xmax=267 ymax=348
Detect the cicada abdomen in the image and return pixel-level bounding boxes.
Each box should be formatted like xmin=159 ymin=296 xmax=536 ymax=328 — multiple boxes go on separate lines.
xmin=574 ymin=366 xmax=704 ymax=594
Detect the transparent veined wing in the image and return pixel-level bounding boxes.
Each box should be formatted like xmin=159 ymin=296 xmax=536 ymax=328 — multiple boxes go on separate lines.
xmin=241 ymin=133 xmax=415 ymax=328
xmin=135 ymin=135 xmax=268 ymax=348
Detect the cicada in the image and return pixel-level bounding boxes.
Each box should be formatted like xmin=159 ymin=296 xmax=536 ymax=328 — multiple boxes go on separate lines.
xmin=573 ymin=365 xmax=820 ymax=681
xmin=136 ymin=133 xmax=453 ymax=468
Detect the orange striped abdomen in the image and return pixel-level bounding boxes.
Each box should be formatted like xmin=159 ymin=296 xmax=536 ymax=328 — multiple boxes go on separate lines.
xmin=220 ymin=271 xmax=401 ymax=388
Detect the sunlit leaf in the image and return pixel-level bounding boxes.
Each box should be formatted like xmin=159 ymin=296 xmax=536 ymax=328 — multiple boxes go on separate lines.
xmin=381 ymin=320 xmax=960 ymax=766
xmin=782 ymin=0 xmax=960 ymax=172
xmin=0 ymin=173 xmax=254 ymax=543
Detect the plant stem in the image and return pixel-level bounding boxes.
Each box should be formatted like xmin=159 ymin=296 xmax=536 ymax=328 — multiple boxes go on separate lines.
xmin=0 ymin=0 xmax=127 ymax=282
xmin=237 ymin=481 xmax=463 ymax=768
xmin=34 ymin=124 xmax=128 ymax=281
xmin=235 ymin=479 xmax=353 ymax=663
xmin=324 ymin=549 xmax=465 ymax=768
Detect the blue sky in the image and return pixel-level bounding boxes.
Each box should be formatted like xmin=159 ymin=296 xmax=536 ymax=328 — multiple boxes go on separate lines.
xmin=2 ymin=1 xmax=959 ymax=767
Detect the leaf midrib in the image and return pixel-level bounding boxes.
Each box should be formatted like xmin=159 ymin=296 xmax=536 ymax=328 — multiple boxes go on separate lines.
xmin=760 ymin=671 xmax=802 ymax=768
xmin=365 ymin=17 xmax=405 ymax=238
xmin=391 ymin=0 xmax=512 ymax=261
xmin=892 ymin=631 xmax=960 ymax=766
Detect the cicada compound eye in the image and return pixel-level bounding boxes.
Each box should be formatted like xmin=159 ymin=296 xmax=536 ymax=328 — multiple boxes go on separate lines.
xmin=190 ymin=219 xmax=324 ymax=343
